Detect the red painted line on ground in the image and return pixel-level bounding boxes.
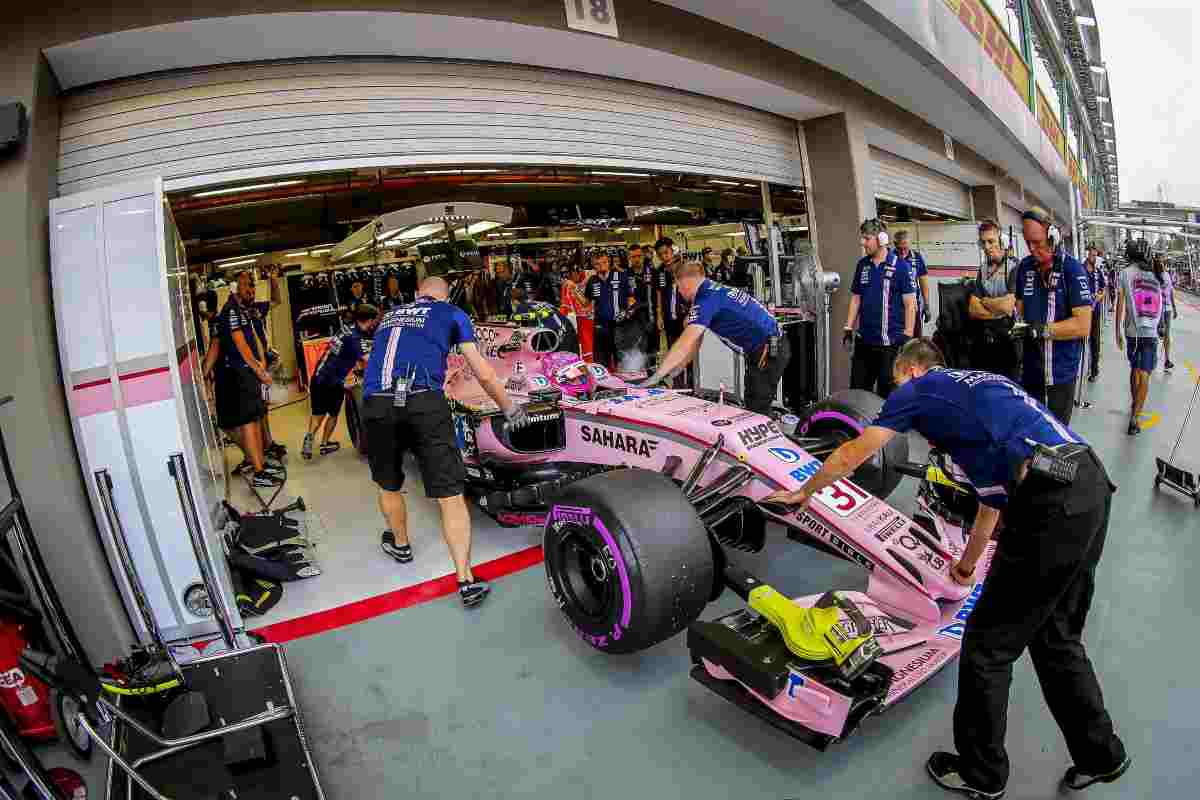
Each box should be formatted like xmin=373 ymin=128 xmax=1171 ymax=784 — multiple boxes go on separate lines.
xmin=251 ymin=544 xmax=545 ymax=643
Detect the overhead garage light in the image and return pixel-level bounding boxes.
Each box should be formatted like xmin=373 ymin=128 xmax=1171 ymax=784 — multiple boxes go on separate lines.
xmin=215 ymin=252 xmax=264 ymax=263
xmin=1095 ymin=96 xmax=1110 ymax=103
xmin=191 ymin=180 xmax=304 ymax=198
xmin=1076 ymin=16 xmax=1097 ymax=26
xmin=284 ymin=251 xmax=310 ymax=258
xmin=1103 ymin=121 xmax=1114 ymax=127
xmin=1090 ymin=65 xmax=1107 ymax=74
xmin=385 ymin=223 xmax=446 ymax=243
xmin=591 ymin=171 xmax=649 ymax=178
xmin=375 ymin=227 xmax=405 ymax=241
xmin=464 ymin=221 xmax=505 ymax=235
xmin=729 ymin=232 xmax=746 ymax=237
xmin=217 ymin=257 xmax=260 ymax=268
xmin=708 ymin=179 xmax=741 ymax=186
xmin=308 ymin=248 xmax=333 ymax=255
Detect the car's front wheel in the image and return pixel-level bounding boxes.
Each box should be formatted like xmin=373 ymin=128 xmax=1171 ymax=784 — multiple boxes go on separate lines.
xmin=544 ymin=469 xmax=714 ymax=654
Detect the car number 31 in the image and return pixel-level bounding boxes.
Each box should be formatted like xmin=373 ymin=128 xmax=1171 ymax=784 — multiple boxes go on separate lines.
xmin=812 ymin=482 xmax=870 ymax=517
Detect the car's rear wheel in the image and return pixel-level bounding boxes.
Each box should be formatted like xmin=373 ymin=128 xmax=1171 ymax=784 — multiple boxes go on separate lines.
xmin=795 ymin=389 xmax=908 ymax=499
xmin=544 ymin=469 xmax=714 ymax=654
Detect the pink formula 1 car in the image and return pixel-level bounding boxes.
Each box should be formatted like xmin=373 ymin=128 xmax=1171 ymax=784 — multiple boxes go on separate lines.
xmin=350 ymin=320 xmax=994 ymax=749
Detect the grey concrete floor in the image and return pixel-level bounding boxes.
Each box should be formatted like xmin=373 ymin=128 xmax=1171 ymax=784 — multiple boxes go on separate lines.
xmin=276 ymin=301 xmax=1200 ymax=800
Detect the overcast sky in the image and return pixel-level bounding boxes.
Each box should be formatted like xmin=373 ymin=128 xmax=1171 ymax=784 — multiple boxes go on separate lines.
xmin=1094 ymin=3 xmax=1197 ymax=204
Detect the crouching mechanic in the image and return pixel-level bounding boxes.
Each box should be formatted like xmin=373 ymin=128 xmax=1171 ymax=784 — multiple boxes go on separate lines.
xmin=362 ymin=277 xmax=528 ymax=607
xmin=302 ymin=304 xmax=379 ymax=459
xmin=763 ymin=339 xmax=1130 ymax=799
xmin=636 ymin=261 xmax=789 ymax=413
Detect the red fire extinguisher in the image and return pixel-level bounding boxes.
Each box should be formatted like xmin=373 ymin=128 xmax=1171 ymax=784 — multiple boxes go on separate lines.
xmin=0 ymin=620 xmax=56 ymax=740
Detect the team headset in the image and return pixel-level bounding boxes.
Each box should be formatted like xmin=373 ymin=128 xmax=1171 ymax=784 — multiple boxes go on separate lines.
xmin=861 ymin=218 xmax=889 ymax=247
xmin=1020 ymin=207 xmax=1061 ymax=252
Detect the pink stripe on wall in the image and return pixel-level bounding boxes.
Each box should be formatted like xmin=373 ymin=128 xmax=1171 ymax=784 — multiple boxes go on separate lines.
xmin=72 ymin=380 xmax=116 ymax=418
xmin=120 ymin=369 xmax=175 ymax=409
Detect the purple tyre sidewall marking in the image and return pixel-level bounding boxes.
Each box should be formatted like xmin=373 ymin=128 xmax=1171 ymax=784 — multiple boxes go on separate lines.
xmin=592 ymin=517 xmax=633 ymax=629
xmin=798 ymin=410 xmax=865 ymax=437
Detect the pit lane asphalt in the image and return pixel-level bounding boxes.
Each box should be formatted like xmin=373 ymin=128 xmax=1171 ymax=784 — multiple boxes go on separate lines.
xmin=271 ymin=301 xmax=1196 ymax=800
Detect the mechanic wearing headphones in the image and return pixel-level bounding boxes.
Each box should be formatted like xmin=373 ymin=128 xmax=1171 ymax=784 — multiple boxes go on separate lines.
xmin=638 ymin=261 xmax=788 ymax=413
xmin=764 ymin=338 xmax=1129 ymax=800
xmin=629 ymin=243 xmax=660 ymax=363
xmin=1011 ymin=206 xmax=1092 ymax=425
xmin=894 ymin=230 xmax=931 ymax=336
xmin=845 ymin=218 xmax=917 ymax=398
xmin=967 ymin=220 xmax=1019 ymax=380
xmin=1114 ymin=239 xmax=1164 ymax=436
xmin=1084 ymin=245 xmax=1107 ymax=383
xmin=584 ymin=249 xmax=635 ymax=370
xmin=362 ymin=277 xmax=527 ymax=607
xmin=302 ymin=304 xmax=378 ymax=460
xmin=655 ymin=237 xmax=689 ymax=350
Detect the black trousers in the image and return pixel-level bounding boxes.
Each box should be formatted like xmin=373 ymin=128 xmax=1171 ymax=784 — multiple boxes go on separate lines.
xmin=1022 ymin=377 xmax=1076 ymax=425
xmin=850 ymin=342 xmax=899 ymax=399
xmin=664 ymin=318 xmax=692 ymax=388
xmin=742 ymin=337 xmax=792 ymax=414
xmin=1088 ymin=306 xmax=1103 ymax=378
xmin=593 ymin=323 xmax=616 ymax=370
xmin=954 ymin=452 xmax=1126 ymax=792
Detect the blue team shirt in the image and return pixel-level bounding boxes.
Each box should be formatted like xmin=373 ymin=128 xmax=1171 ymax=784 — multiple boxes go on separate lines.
xmin=584 ymin=270 xmax=634 ymax=324
xmin=216 ymin=296 xmax=260 ymax=371
xmin=851 ymin=250 xmax=916 ymax=346
xmin=898 ymin=249 xmax=928 ymax=315
xmin=686 ymin=279 xmax=780 ymax=354
xmin=655 ymin=265 xmax=685 ymax=323
xmin=1086 ymin=264 xmax=1106 ymax=308
xmin=874 ymin=368 xmax=1080 ymax=509
xmin=363 ymin=297 xmax=476 ymax=394
xmin=1014 ymin=254 xmax=1092 ymax=386
xmin=313 ymin=326 xmax=370 ymax=387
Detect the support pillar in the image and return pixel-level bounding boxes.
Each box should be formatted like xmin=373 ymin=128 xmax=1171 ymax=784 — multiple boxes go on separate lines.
xmin=802 ymin=112 xmax=875 ymax=393
xmin=971 ymin=185 xmax=1002 ymax=223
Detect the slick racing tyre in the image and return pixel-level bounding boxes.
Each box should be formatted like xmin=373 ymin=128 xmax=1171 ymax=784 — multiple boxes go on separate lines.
xmin=544 ymin=468 xmax=714 ymax=654
xmin=797 ymin=389 xmax=908 ymax=499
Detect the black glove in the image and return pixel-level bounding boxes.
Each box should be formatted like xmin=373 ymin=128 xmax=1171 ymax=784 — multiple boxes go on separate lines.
xmin=923 ymin=307 xmax=932 ymax=324
xmin=842 ymin=328 xmax=855 ymax=350
xmin=504 ymin=405 xmax=530 ymax=430
xmin=1011 ymin=322 xmax=1048 ymax=340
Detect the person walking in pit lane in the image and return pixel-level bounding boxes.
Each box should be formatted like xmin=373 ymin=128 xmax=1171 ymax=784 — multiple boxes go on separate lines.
xmin=1011 ymin=207 xmax=1092 ymax=425
xmin=362 ymin=278 xmax=527 ymax=606
xmin=845 ymin=218 xmax=918 ymax=399
xmin=1115 ymin=239 xmax=1164 ymax=436
xmin=763 ymin=338 xmax=1130 ymax=800
xmin=1154 ymin=253 xmax=1179 ymax=372
xmin=301 ymin=304 xmax=378 ymax=460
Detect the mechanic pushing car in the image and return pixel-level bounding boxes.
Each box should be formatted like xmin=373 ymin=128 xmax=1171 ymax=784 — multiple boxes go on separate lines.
xmin=637 ymin=261 xmax=789 ymax=413
xmin=362 ymin=277 xmax=528 ymax=607
xmin=1010 ymin=206 xmax=1092 ymax=425
xmin=764 ymin=338 xmax=1130 ymax=799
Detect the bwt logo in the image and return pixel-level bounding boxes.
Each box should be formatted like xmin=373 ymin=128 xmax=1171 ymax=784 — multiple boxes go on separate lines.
xmin=788 ymin=461 xmax=821 ymax=484
xmin=936 ymin=582 xmax=984 ymax=640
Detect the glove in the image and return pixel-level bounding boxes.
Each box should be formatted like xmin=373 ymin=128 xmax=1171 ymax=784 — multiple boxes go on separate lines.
xmin=842 ymin=328 xmax=855 ymax=350
xmin=923 ymin=307 xmax=932 ymax=324
xmin=265 ymin=349 xmax=280 ymax=367
xmin=1011 ymin=322 xmax=1048 ymax=340
xmin=504 ymin=405 xmax=530 ymax=430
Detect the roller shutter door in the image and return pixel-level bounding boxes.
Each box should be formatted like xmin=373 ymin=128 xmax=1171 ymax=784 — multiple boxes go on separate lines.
xmin=57 ymin=60 xmax=805 ymax=195
xmin=870 ymin=147 xmax=971 ymax=219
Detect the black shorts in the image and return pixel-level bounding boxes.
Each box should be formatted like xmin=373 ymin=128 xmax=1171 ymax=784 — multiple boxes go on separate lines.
xmin=310 ymin=379 xmax=346 ymax=418
xmin=363 ymin=392 xmax=465 ymax=498
xmin=215 ymin=366 xmax=265 ymax=430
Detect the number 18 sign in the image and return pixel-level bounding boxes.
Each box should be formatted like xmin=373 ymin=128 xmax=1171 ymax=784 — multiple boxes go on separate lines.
xmin=565 ymin=0 xmax=620 ymax=38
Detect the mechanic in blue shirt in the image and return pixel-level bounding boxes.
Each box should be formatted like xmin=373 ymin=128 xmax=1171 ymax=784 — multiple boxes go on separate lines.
xmin=362 ymin=277 xmax=526 ymax=607
xmin=844 ymin=218 xmax=917 ymax=398
xmin=301 ymin=304 xmax=378 ymax=460
xmin=638 ymin=261 xmax=788 ymax=413
xmin=583 ymin=249 xmax=636 ymax=369
xmin=1010 ymin=207 xmax=1093 ymax=425
xmin=629 ymin=243 xmax=659 ymax=362
xmin=763 ymin=338 xmax=1128 ymax=800
xmin=894 ymin=230 xmax=931 ymax=336
xmin=1083 ymin=244 xmax=1107 ymax=383
xmin=511 ymin=288 xmax=579 ymax=354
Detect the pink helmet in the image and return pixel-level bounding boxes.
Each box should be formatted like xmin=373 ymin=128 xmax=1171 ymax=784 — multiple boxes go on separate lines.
xmin=541 ymin=351 xmax=596 ymax=398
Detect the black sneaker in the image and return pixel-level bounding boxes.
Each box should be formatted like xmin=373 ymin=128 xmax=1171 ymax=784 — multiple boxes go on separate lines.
xmin=380 ymin=531 xmax=413 ymax=563
xmin=264 ymin=455 xmax=285 ymax=471
xmin=1087 ymin=374 xmax=1098 ymax=383
xmin=251 ymin=470 xmax=284 ymax=488
xmin=1164 ymin=360 xmax=1175 ymax=371
xmin=458 ymin=578 xmax=491 ymax=607
xmin=1127 ymin=419 xmax=1141 ymax=436
xmin=319 ymin=441 xmax=341 ymax=456
xmin=1063 ymin=756 xmax=1132 ymax=791
xmin=301 ymin=433 xmax=314 ymax=461
xmin=926 ymin=752 xmax=1005 ymax=799
xmin=233 ymin=459 xmax=254 ymax=476
xmin=266 ymin=442 xmax=287 ymax=458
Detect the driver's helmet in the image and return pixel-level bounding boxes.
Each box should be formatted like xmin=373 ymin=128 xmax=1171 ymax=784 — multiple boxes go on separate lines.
xmin=541 ymin=351 xmax=596 ymax=398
